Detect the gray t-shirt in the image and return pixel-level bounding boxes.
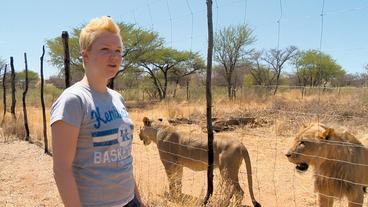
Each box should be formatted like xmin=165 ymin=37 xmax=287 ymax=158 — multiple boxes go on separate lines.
xmin=50 ymin=82 xmax=135 ymax=207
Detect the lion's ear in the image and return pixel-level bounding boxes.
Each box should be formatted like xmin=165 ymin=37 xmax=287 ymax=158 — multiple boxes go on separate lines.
xmin=321 ymin=128 xmax=334 ymax=140
xmin=143 ymin=117 xmax=151 ymax=126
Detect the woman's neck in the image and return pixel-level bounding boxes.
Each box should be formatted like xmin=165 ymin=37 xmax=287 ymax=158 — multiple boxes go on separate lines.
xmin=80 ymin=75 xmax=108 ymax=93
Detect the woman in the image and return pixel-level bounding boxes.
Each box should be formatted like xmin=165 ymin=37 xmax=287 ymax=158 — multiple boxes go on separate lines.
xmin=50 ymin=16 xmax=145 ymax=207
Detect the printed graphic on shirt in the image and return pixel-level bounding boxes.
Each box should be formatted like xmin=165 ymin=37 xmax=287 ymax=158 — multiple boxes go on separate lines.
xmin=93 ymin=147 xmax=132 ymax=164
xmin=92 ymin=128 xmax=119 ymax=147
xmin=91 ymin=120 xmax=134 ymax=164
xmin=91 ymin=106 xmax=128 ymax=129
xmin=117 ymin=120 xmax=134 ymax=147
xmin=90 ymin=104 xmax=134 ymax=164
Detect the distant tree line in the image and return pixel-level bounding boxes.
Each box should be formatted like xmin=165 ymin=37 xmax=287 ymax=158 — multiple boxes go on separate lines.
xmin=21 ymin=21 xmax=366 ymax=101
xmin=0 ymin=68 xmax=39 ymax=89
xmin=46 ymin=22 xmax=205 ymax=100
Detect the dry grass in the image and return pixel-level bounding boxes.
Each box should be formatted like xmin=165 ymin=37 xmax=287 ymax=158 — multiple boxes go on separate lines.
xmin=1 ymin=88 xmax=368 ymax=206
xmin=1 ymin=114 xmax=25 ymax=141
xmin=129 ymin=89 xmax=368 ymax=206
xmin=0 ymin=106 xmax=51 ymax=148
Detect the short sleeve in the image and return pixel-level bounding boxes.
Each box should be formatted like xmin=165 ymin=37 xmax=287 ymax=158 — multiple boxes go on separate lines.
xmin=119 ymin=94 xmax=126 ymax=106
xmin=50 ymin=92 xmax=84 ymax=128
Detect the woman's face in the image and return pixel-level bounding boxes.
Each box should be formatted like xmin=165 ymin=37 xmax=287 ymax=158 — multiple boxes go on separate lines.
xmin=83 ymin=31 xmax=123 ymax=81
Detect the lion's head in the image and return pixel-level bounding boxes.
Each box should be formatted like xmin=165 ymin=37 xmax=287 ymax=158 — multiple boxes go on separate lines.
xmin=139 ymin=117 xmax=165 ymax=145
xmin=286 ymin=123 xmax=343 ymax=173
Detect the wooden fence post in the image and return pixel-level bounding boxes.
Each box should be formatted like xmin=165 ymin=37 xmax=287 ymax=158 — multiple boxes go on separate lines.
xmin=204 ymin=0 xmax=214 ymax=205
xmin=186 ymin=80 xmax=190 ymax=101
xmin=1 ymin=64 xmax=7 ymax=125
xmin=0 ymin=67 xmax=2 ymax=112
xmin=62 ymin=31 xmax=71 ymax=88
xmin=10 ymin=57 xmax=16 ymax=120
xmin=23 ymin=53 xmax=30 ymax=141
xmin=40 ymin=46 xmax=49 ymax=154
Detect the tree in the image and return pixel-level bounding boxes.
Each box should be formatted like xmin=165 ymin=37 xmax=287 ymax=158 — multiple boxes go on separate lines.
xmin=47 ymin=29 xmax=83 ymax=83
xmin=46 ymin=22 xmax=163 ymax=87
xmin=295 ymin=50 xmax=345 ymax=87
xmin=0 ymin=58 xmax=6 ymax=79
xmin=170 ymin=54 xmax=206 ymax=98
xmin=46 ymin=75 xmax=65 ymax=88
xmin=363 ymin=64 xmax=368 ymax=86
xmin=113 ymin=66 xmax=144 ymax=90
xmin=137 ymin=48 xmax=204 ymax=100
xmin=0 ymin=58 xmax=6 ymax=69
xmin=108 ymin=24 xmax=164 ymax=88
xmin=16 ymin=70 xmax=39 ymax=88
xmin=262 ymin=46 xmax=298 ymax=95
xmin=248 ymin=51 xmax=275 ymax=87
xmin=214 ymin=24 xmax=255 ymax=100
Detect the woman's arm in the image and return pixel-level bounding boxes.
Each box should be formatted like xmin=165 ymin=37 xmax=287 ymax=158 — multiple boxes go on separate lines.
xmin=51 ymin=120 xmax=82 ymax=207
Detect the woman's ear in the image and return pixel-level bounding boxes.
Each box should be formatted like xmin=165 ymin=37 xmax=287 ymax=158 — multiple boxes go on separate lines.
xmin=81 ymin=50 xmax=88 ymax=62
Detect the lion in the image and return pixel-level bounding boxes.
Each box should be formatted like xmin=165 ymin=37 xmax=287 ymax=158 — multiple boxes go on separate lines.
xmin=286 ymin=123 xmax=368 ymax=207
xmin=139 ymin=117 xmax=261 ymax=207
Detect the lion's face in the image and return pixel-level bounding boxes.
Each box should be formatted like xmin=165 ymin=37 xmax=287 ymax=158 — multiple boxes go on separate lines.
xmin=139 ymin=117 xmax=163 ymax=145
xmin=286 ymin=123 xmax=335 ymax=173
xmin=139 ymin=126 xmax=153 ymax=145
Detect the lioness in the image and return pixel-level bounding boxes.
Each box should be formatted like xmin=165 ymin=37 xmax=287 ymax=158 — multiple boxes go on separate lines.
xmin=286 ymin=123 xmax=368 ymax=207
xmin=139 ymin=117 xmax=261 ymax=207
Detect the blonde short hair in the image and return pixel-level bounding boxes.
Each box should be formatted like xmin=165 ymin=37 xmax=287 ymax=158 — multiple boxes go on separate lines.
xmin=79 ymin=16 xmax=122 ymax=51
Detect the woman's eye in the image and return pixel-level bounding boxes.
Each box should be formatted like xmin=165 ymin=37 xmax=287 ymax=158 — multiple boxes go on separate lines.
xmin=101 ymin=48 xmax=109 ymax=51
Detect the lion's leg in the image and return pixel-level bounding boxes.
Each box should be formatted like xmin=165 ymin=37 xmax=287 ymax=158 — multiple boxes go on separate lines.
xmin=318 ymin=194 xmax=334 ymax=207
xmin=219 ymin=153 xmax=243 ymax=206
xmin=228 ymin=168 xmax=243 ymax=206
xmin=216 ymin=180 xmax=233 ymax=207
xmin=217 ymin=166 xmax=233 ymax=206
xmin=233 ymin=183 xmax=244 ymax=206
xmin=347 ymin=192 xmax=363 ymax=207
xmin=162 ymin=162 xmax=183 ymax=200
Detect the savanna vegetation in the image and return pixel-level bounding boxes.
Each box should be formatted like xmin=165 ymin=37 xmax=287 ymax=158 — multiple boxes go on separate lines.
xmin=1 ymin=21 xmax=368 ymax=207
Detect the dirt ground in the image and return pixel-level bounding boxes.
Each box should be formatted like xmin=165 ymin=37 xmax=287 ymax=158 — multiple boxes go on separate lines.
xmin=0 ymin=140 xmax=62 ymax=207
xmin=1 ymin=105 xmax=368 ymax=206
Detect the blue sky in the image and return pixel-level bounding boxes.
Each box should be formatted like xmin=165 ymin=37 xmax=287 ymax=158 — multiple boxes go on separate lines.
xmin=0 ymin=0 xmax=367 ymax=78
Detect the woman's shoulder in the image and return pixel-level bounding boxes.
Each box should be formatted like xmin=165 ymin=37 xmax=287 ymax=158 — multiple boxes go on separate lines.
xmin=54 ymin=82 xmax=89 ymax=104
xmin=60 ymin=82 xmax=89 ymax=97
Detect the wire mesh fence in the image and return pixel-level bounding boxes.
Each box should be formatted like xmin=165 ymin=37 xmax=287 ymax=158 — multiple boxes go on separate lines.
xmin=130 ymin=84 xmax=368 ymax=207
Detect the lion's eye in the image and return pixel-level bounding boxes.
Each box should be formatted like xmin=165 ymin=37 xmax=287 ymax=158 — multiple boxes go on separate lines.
xmin=300 ymin=141 xmax=305 ymax=145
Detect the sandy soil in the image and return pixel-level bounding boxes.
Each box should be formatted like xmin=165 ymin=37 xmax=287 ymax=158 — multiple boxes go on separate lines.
xmin=0 ymin=140 xmax=62 ymax=207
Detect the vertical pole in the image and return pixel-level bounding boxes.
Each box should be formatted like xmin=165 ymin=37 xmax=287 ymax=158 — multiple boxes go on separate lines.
xmin=1 ymin=64 xmax=7 ymax=125
xmin=186 ymin=80 xmax=190 ymax=101
xmin=204 ymin=0 xmax=214 ymax=205
xmin=23 ymin=53 xmax=30 ymax=141
xmin=10 ymin=57 xmax=16 ymax=120
xmin=40 ymin=46 xmax=49 ymax=154
xmin=62 ymin=31 xmax=71 ymax=88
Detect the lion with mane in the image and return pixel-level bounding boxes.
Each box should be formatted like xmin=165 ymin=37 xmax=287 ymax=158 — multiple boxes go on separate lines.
xmin=286 ymin=122 xmax=368 ymax=207
xmin=139 ymin=117 xmax=261 ymax=207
